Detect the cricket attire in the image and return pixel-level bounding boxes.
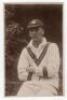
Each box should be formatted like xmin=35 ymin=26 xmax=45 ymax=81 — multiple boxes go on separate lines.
xmin=17 ymin=37 xmax=60 ymax=96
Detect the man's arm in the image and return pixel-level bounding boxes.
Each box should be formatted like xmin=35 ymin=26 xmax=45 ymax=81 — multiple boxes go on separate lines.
xmin=17 ymin=48 xmax=29 ymax=81
xmin=43 ymin=43 xmax=60 ymax=88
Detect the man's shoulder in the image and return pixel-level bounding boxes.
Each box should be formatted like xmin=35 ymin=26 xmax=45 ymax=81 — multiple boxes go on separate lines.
xmin=47 ymin=42 xmax=59 ymax=51
xmin=48 ymin=42 xmax=58 ymax=46
xmin=20 ymin=40 xmax=32 ymax=54
xmin=20 ymin=46 xmax=28 ymax=55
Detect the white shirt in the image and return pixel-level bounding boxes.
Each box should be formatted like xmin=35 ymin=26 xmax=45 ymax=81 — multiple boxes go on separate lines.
xmin=17 ymin=37 xmax=60 ymax=89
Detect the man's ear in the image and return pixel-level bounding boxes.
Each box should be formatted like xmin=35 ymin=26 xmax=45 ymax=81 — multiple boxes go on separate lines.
xmin=29 ymin=31 xmax=32 ymax=38
xmin=42 ymin=30 xmax=45 ymax=35
xmin=41 ymin=28 xmax=45 ymax=35
xmin=39 ymin=27 xmax=44 ymax=36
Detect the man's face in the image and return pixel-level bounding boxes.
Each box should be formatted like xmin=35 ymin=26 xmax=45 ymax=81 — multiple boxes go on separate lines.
xmin=29 ymin=27 xmax=44 ymax=41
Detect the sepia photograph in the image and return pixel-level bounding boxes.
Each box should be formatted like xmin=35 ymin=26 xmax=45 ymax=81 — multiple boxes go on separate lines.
xmin=5 ymin=3 xmax=63 ymax=96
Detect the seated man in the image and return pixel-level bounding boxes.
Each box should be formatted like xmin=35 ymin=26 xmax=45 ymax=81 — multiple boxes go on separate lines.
xmin=17 ymin=19 xmax=60 ymax=96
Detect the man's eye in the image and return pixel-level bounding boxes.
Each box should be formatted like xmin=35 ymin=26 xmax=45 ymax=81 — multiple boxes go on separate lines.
xmin=29 ymin=27 xmax=39 ymax=32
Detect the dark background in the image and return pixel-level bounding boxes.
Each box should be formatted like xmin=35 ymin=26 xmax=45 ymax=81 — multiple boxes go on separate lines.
xmin=5 ymin=4 xmax=63 ymax=96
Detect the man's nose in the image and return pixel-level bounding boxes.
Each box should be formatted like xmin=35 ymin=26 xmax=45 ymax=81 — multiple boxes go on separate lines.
xmin=31 ymin=30 xmax=37 ymax=33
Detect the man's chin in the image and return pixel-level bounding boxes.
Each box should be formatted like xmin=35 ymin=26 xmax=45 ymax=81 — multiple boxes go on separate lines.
xmin=33 ymin=38 xmax=42 ymax=42
xmin=33 ymin=38 xmax=39 ymax=42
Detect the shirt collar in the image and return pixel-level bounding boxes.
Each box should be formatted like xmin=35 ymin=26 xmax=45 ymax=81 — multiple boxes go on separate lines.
xmin=28 ymin=37 xmax=47 ymax=48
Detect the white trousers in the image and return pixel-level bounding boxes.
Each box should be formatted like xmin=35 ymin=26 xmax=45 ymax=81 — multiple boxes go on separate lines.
xmin=17 ymin=80 xmax=58 ymax=96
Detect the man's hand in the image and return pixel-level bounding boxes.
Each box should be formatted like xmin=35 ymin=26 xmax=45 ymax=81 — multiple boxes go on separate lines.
xmin=43 ymin=67 xmax=48 ymax=78
xmin=35 ymin=68 xmax=43 ymax=76
xmin=26 ymin=66 xmax=43 ymax=76
xmin=26 ymin=66 xmax=35 ymax=73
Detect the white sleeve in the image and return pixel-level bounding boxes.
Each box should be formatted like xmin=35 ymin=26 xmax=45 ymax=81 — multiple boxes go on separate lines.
xmin=17 ymin=48 xmax=29 ymax=81
xmin=45 ymin=43 xmax=61 ymax=88
xmin=47 ymin=43 xmax=60 ymax=78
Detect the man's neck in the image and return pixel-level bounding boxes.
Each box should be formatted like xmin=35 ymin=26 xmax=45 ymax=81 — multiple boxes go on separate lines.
xmin=32 ymin=38 xmax=43 ymax=48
